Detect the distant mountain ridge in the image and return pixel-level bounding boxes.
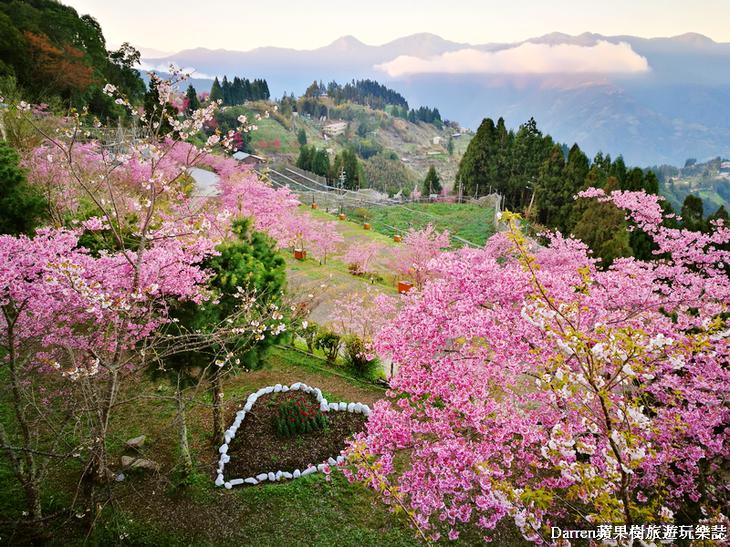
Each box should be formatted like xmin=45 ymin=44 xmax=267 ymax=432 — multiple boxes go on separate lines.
xmin=142 ymin=32 xmax=730 ymax=166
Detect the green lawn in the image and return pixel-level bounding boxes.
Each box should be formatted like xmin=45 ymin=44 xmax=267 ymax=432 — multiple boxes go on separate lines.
xmin=366 ymin=202 xmax=495 ymax=247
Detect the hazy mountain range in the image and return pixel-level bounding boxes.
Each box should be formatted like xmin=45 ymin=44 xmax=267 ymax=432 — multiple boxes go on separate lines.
xmin=141 ymin=32 xmax=730 ymax=166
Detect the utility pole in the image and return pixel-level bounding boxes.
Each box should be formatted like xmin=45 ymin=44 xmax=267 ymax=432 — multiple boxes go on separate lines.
xmin=338 ymin=166 xmax=346 ymax=214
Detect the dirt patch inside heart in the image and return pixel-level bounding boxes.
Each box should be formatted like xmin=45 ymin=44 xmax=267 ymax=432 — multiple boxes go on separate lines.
xmin=224 ymin=390 xmax=366 ymax=479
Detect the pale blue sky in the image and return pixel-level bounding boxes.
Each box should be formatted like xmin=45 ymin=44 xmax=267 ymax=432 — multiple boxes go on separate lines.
xmin=64 ymin=0 xmax=730 ymax=53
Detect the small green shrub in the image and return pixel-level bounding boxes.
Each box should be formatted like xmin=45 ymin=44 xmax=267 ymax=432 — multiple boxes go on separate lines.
xmin=274 ymin=399 xmax=328 ymax=438
xmin=315 ymin=329 xmax=342 ymax=363
xmin=343 ymin=334 xmax=371 ymax=375
xmin=299 ymin=322 xmax=320 ymax=353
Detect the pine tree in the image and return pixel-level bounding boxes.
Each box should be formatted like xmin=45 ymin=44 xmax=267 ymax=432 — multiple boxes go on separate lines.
xmin=297 ymin=128 xmax=307 ymax=146
xmin=296 ymin=145 xmax=314 ymax=171
xmin=210 ymin=77 xmax=223 ymax=102
xmin=0 ymin=141 xmax=47 ymax=235
xmin=311 ymin=149 xmax=330 ymax=177
xmin=184 ymin=84 xmax=199 ymax=114
xmin=534 ymin=144 xmax=567 ymax=229
xmin=681 ymin=195 xmax=704 ymax=231
xmin=422 ymin=166 xmax=442 ymax=196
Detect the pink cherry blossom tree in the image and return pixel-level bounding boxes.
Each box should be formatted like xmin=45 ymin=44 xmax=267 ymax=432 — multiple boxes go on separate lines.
xmin=389 ymin=224 xmax=450 ymax=288
xmin=2 ymin=69 xmax=298 ymax=526
xmin=345 ymin=191 xmax=730 ymax=542
xmin=306 ymin=220 xmax=344 ymax=264
xmin=341 ymin=241 xmax=384 ymax=277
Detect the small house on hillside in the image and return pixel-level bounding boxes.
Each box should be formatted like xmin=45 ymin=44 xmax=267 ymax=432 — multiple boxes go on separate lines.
xmin=232 ymin=151 xmax=266 ymax=165
xmin=432 ymin=136 xmax=442 ymax=145
xmin=720 ymin=161 xmax=730 ymax=172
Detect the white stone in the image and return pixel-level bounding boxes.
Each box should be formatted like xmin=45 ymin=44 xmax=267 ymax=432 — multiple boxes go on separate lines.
xmin=314 ymin=388 xmax=322 ymax=399
xmin=221 ymin=454 xmax=230 ymax=464
xmin=290 ymin=382 xmax=301 ymax=390
xmin=338 ymin=402 xmax=347 ymax=411
xmin=230 ymin=478 xmax=244 ymax=486
xmin=125 ymin=435 xmax=146 ymax=449
xmin=264 ymin=386 xmax=274 ymax=394
xmin=256 ymin=473 xmax=268 ymax=481
xmin=328 ymin=402 xmax=338 ymax=411
xmin=267 ymin=472 xmax=275 ymax=482
xmin=347 ymin=403 xmax=355 ymax=413
xmin=327 ymin=457 xmax=337 ymax=466
xmin=281 ymin=386 xmax=289 ymax=392
xmin=244 ymin=477 xmax=258 ymax=485
xmin=293 ymin=469 xmax=301 ymax=478
xmin=224 ymin=482 xmax=232 ymax=489
xmin=274 ymin=384 xmax=282 ymax=393
xmin=215 ymin=474 xmax=224 ymax=486
xmin=275 ymin=470 xmax=283 ymax=480
xmin=317 ymin=463 xmax=326 ymax=472
xmin=236 ymin=409 xmax=246 ymax=417
xmin=243 ymin=402 xmax=253 ymax=412
xmin=256 ymin=388 xmax=267 ymax=397
xmin=224 ymin=434 xmax=232 ymax=444
xmin=336 ymin=455 xmax=346 ymax=464
xmin=353 ymin=403 xmax=363 ymax=413
xmin=282 ymin=471 xmax=293 ymax=479
xmin=302 ymin=466 xmax=316 ymax=476
xmin=219 ymin=444 xmax=228 ymax=454
xmin=247 ymin=394 xmax=258 ymax=404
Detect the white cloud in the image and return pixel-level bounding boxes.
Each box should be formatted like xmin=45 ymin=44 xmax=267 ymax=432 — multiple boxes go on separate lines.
xmin=137 ymin=61 xmax=215 ymax=80
xmin=375 ymin=41 xmax=650 ymax=77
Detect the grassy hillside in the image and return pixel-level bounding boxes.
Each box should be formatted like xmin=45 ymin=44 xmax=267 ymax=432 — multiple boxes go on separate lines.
xmin=364 ymin=202 xmax=495 ymax=247
xmin=657 ymin=157 xmax=730 ymax=213
xmin=234 ymin=101 xmax=472 ymax=193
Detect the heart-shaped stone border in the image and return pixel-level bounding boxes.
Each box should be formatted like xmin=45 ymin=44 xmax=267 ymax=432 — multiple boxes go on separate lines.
xmin=214 ymin=382 xmax=371 ymax=488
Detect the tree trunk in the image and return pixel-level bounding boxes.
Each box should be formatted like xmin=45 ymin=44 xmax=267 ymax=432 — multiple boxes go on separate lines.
xmin=3 ymin=315 xmax=43 ymax=524
xmin=176 ymin=379 xmax=193 ymax=475
xmin=211 ymin=370 xmax=225 ymax=445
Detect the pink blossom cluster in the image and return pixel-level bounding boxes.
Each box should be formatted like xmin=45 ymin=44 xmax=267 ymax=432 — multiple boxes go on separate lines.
xmin=388 ymin=223 xmax=450 ymax=288
xmin=348 ymin=191 xmax=730 ymax=542
xmin=341 ymin=241 xmax=385 ymax=276
xmin=0 ymin=226 xmax=210 ymax=380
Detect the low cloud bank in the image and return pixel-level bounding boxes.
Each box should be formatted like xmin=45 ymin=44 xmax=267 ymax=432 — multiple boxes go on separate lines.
xmin=376 ymin=41 xmax=650 ymax=77
xmin=137 ymin=61 xmax=215 ymax=80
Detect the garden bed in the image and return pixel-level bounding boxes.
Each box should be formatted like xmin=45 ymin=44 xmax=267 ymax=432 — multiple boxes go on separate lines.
xmin=223 ymin=390 xmax=367 ymax=480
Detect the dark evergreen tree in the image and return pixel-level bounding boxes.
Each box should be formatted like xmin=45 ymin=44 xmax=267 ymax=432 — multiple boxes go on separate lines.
xmin=330 ymin=148 xmax=364 ymax=190
xmin=296 ymin=145 xmax=314 ymax=171
xmin=0 ymin=141 xmax=47 ymax=235
xmin=535 ymin=144 xmax=567 ymax=230
xmin=681 ymin=195 xmax=705 ymax=231
xmin=163 ymin=219 xmax=286 ymax=444
xmin=422 ymin=166 xmax=442 ymax=196
xmin=184 ymin=84 xmax=199 ymax=114
xmin=209 ymin=77 xmax=223 ymax=102
xmin=311 ymin=149 xmax=330 ymax=177
xmin=297 ymin=128 xmax=307 ymax=146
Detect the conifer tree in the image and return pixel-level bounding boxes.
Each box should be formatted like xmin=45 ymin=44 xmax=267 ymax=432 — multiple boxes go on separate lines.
xmin=185 ymin=84 xmax=199 ymax=114
xmin=422 ymin=166 xmax=442 ymax=196
xmin=210 ymin=76 xmax=223 ymax=102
